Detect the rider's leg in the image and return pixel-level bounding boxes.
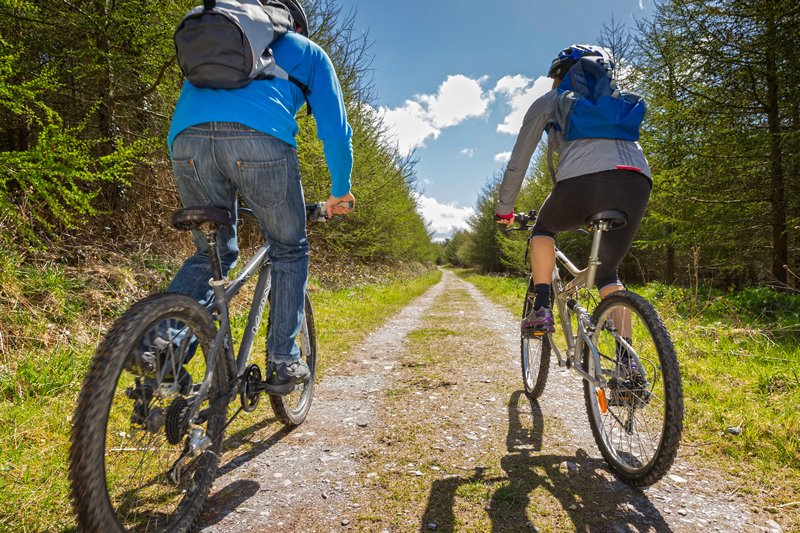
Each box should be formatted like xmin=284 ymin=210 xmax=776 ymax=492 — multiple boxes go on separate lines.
xmin=599 ymin=282 xmax=631 ymax=339
xmin=530 ymin=236 xmax=555 ymax=308
xmin=168 ymin=125 xmax=240 ymax=305
xmin=218 ymin=129 xmax=309 ymax=379
xmin=152 ymin=125 xmax=240 ymax=368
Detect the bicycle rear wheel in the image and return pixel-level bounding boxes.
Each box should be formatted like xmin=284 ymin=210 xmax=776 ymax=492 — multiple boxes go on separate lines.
xmin=582 ymin=291 xmax=683 ymax=486
xmin=268 ymin=292 xmax=317 ymax=426
xmin=69 ymin=293 xmax=230 ymax=532
xmin=520 ymin=290 xmax=550 ymax=399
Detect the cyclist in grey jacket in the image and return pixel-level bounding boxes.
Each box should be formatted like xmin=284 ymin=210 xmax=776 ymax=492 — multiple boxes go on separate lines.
xmin=496 ymin=45 xmax=652 ymax=335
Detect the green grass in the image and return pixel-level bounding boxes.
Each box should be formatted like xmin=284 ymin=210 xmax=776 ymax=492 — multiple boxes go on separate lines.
xmin=0 ymin=253 xmax=441 ymax=532
xmin=455 ymin=268 xmax=800 ymax=521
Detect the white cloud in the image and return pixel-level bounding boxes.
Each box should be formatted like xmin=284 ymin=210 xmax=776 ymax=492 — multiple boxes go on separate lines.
xmin=379 ymin=75 xmax=492 ymax=155
xmin=494 ymin=151 xmax=511 ymax=163
xmin=460 ymin=148 xmax=474 ymax=157
xmin=493 ymin=75 xmax=553 ymax=135
xmin=416 ymin=195 xmax=475 ymax=242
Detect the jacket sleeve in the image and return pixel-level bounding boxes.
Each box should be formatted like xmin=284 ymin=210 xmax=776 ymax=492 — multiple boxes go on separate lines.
xmin=306 ymin=45 xmax=354 ymax=197
xmin=496 ymin=90 xmax=557 ymax=214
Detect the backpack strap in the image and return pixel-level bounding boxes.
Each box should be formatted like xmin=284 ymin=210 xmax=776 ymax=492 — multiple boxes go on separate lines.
xmin=545 ymin=125 xmax=558 ymax=186
xmin=288 ymin=75 xmax=312 ymax=116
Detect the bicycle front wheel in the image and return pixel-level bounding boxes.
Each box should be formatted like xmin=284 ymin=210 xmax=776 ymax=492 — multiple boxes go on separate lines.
xmin=582 ymin=291 xmax=683 ymax=486
xmin=268 ymin=292 xmax=317 ymax=426
xmin=520 ymin=290 xmax=550 ymax=399
xmin=69 ymin=293 xmax=230 ymax=532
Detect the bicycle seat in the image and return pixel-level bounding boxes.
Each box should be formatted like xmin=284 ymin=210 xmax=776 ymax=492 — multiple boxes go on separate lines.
xmin=586 ymin=210 xmax=627 ymax=230
xmin=172 ymin=207 xmax=231 ymax=231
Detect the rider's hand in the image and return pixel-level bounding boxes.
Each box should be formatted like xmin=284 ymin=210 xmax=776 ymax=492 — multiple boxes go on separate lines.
xmin=324 ymin=191 xmax=355 ymax=219
xmin=495 ymin=212 xmax=514 ymax=227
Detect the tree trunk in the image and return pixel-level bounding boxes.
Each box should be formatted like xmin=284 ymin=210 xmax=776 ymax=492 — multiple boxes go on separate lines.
xmin=765 ymin=22 xmax=788 ymax=285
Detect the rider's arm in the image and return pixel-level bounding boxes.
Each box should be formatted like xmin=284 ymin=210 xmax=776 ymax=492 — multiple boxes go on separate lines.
xmin=496 ymin=90 xmax=558 ymax=215
xmin=306 ymin=49 xmax=353 ymax=198
xmin=274 ymin=34 xmax=354 ymax=198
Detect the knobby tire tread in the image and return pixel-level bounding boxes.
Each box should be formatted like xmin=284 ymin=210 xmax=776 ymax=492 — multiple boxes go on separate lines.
xmin=268 ymin=293 xmax=317 ymax=426
xmin=520 ymin=295 xmax=551 ymax=399
xmin=583 ymin=291 xmax=684 ymax=487
xmin=69 ymin=293 xmax=229 ymax=532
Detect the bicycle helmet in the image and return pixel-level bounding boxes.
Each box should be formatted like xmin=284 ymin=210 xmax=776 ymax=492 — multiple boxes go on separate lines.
xmin=547 ymin=44 xmax=611 ymax=79
xmin=275 ymin=0 xmax=309 ymax=36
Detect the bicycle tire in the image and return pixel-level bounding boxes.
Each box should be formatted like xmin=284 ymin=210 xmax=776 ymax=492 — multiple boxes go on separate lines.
xmin=582 ymin=291 xmax=683 ymax=486
xmin=520 ymin=292 xmax=551 ymax=399
xmin=69 ymin=293 xmax=230 ymax=532
xmin=268 ymin=292 xmax=317 ymax=426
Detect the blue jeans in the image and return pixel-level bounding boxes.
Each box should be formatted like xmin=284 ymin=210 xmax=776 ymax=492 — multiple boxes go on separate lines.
xmin=169 ymin=123 xmax=309 ymax=362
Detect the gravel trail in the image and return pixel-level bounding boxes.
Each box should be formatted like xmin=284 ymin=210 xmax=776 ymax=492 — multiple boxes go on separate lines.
xmin=196 ymin=270 xmax=777 ymax=532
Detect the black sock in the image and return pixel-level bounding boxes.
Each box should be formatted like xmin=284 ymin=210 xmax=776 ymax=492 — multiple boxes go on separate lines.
xmin=533 ymin=283 xmax=551 ymax=309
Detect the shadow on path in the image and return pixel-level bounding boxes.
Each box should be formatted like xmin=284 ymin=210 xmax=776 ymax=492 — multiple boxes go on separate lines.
xmin=421 ymin=391 xmax=672 ymax=532
xmin=216 ymin=416 xmax=294 ymax=477
xmin=199 ymin=479 xmax=260 ymax=528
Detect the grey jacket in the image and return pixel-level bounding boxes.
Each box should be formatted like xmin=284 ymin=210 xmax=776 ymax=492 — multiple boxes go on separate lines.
xmin=496 ymin=89 xmax=652 ymax=215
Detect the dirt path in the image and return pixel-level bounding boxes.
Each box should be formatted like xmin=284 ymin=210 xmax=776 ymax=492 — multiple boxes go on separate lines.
xmin=197 ymin=270 xmax=781 ymax=532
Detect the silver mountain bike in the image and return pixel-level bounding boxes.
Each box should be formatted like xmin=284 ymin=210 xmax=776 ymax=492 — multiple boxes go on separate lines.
xmin=506 ymin=209 xmax=683 ymax=487
xmin=69 ymin=203 xmax=336 ymax=532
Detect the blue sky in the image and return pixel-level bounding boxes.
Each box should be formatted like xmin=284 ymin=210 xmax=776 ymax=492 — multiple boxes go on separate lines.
xmin=335 ymin=0 xmax=654 ymax=240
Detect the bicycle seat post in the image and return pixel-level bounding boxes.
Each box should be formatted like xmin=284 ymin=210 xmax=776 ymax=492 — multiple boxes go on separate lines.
xmin=584 ymin=222 xmax=609 ymax=292
xmin=203 ymin=227 xmax=225 ymax=283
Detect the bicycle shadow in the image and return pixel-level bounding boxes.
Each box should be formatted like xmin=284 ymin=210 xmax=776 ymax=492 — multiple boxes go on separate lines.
xmin=420 ymin=390 xmax=672 ymax=532
xmin=200 ymin=479 xmax=261 ymax=528
xmin=197 ymin=416 xmax=295 ymax=528
xmin=216 ymin=415 xmax=293 ymax=476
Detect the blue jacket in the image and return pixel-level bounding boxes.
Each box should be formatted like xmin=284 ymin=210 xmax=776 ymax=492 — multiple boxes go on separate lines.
xmin=168 ymin=32 xmax=354 ymax=197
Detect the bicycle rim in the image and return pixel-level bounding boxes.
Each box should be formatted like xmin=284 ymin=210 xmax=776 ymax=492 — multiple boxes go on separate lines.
xmin=70 ymin=294 xmax=229 ymax=532
xmin=582 ymin=291 xmax=683 ymax=486
xmin=269 ymin=293 xmax=317 ymax=426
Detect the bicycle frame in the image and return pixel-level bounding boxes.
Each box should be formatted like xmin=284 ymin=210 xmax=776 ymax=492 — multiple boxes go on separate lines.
xmin=210 ymin=243 xmax=272 ymax=376
xmin=546 ymin=221 xmax=617 ymax=389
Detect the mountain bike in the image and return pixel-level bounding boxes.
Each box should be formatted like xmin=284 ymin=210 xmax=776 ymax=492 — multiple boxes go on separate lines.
xmin=505 ymin=209 xmax=683 ymax=487
xmin=69 ymin=203 xmax=336 ymax=532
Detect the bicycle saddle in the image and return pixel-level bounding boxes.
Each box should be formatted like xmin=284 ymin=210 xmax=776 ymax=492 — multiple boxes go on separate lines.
xmin=172 ymin=206 xmax=231 ymax=231
xmin=585 ymin=210 xmax=627 ymax=230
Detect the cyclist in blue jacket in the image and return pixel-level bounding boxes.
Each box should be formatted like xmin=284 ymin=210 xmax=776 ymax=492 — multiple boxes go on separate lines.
xmin=166 ymin=0 xmax=353 ymax=386
xmin=496 ymin=45 xmax=652 ymax=336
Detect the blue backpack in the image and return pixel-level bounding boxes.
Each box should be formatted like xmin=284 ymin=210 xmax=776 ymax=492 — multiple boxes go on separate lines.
xmin=553 ymin=55 xmax=646 ymax=141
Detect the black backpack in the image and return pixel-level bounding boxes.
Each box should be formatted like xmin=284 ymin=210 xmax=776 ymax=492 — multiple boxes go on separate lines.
xmin=174 ymin=0 xmax=311 ymax=110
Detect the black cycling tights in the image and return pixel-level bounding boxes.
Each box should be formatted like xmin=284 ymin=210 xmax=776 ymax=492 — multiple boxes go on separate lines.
xmin=531 ymin=169 xmax=651 ymax=289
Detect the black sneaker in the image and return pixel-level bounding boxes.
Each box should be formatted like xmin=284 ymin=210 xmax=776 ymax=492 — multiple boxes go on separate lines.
xmin=126 ymin=336 xmax=193 ymax=395
xmin=268 ymin=359 xmax=311 ymax=385
xmin=125 ymin=336 xmax=172 ymax=375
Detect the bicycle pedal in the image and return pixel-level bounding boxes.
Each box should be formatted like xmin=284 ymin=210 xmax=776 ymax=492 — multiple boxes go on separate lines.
xmin=258 ymin=380 xmax=299 ymax=396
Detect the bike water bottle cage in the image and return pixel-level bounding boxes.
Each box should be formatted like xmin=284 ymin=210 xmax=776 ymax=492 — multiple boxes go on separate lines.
xmin=172 ymin=206 xmax=232 ymax=231
xmin=585 ymin=210 xmax=627 ymax=231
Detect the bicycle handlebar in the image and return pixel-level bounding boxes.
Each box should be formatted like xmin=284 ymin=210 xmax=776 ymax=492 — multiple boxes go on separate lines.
xmin=239 ymin=202 xmax=353 ymax=224
xmin=498 ymin=209 xmax=538 ymax=235
xmin=498 ymin=209 xmax=591 ymax=237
